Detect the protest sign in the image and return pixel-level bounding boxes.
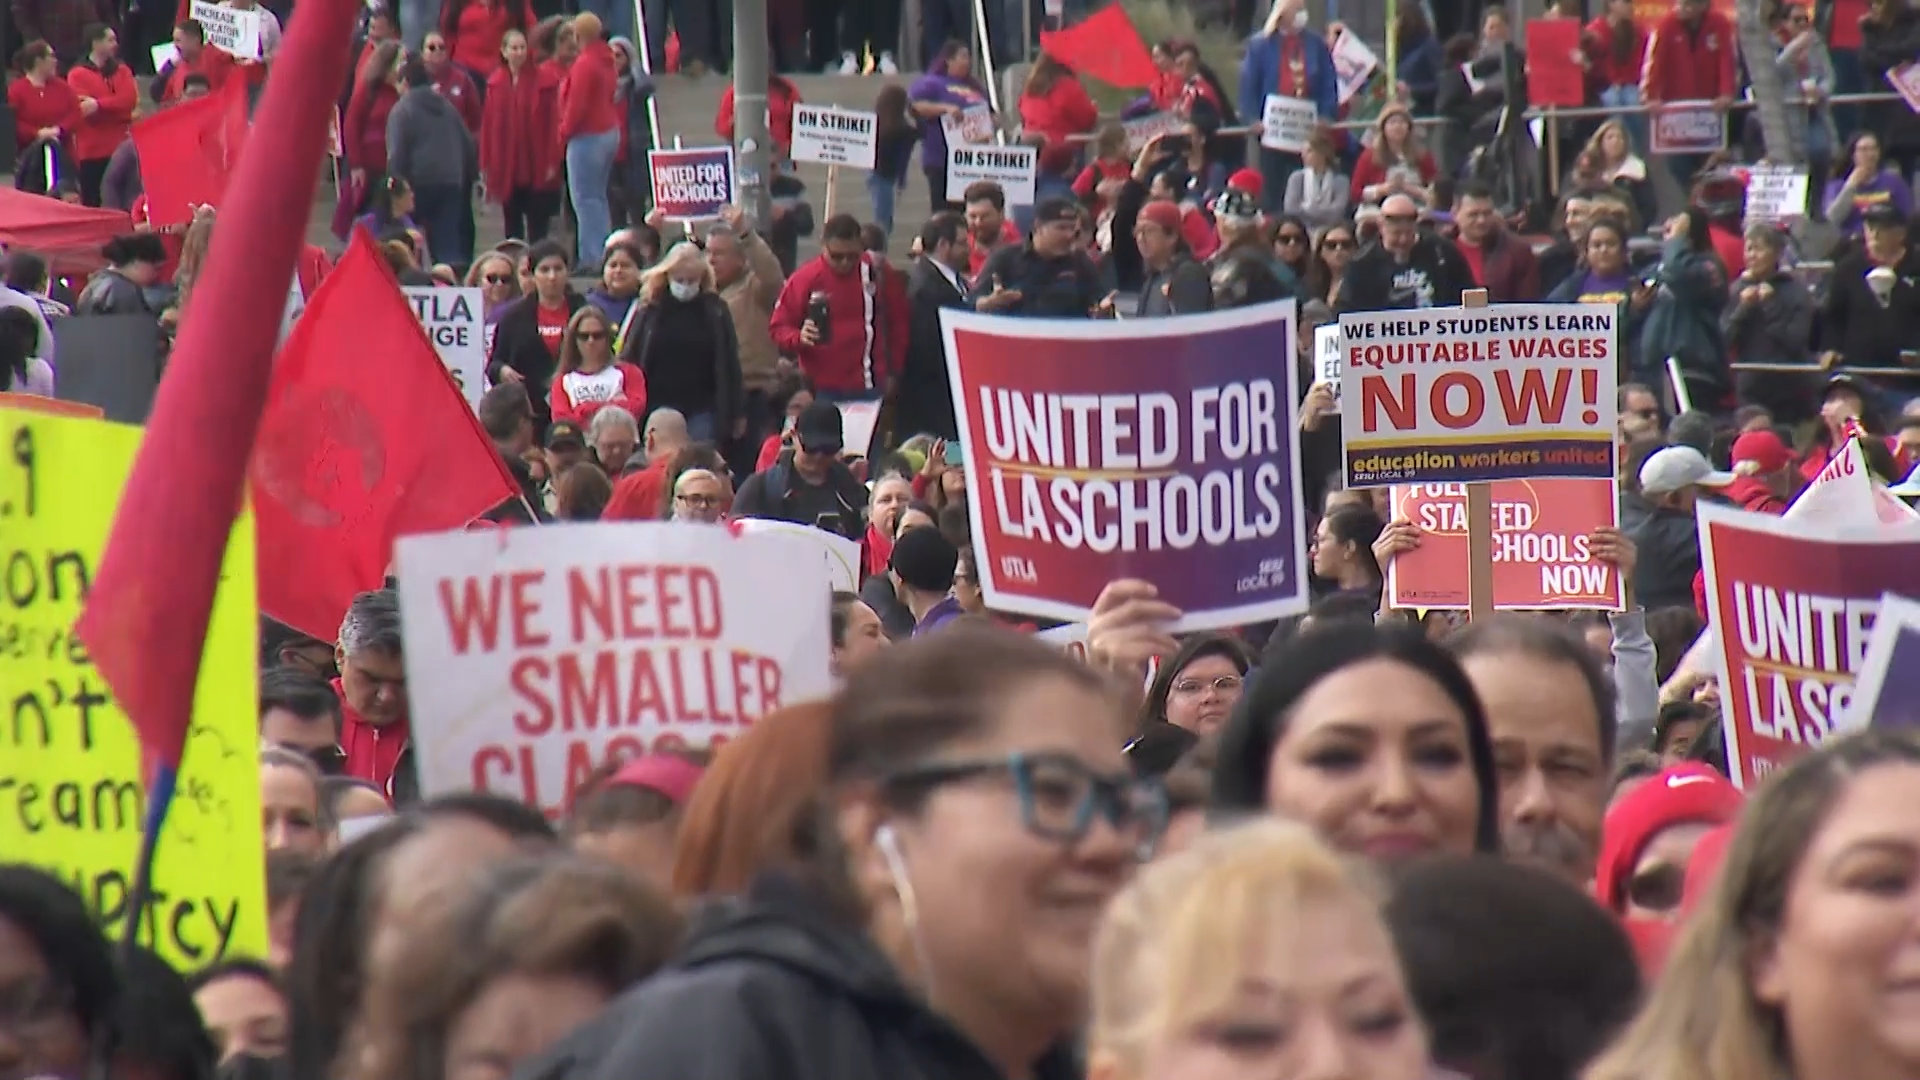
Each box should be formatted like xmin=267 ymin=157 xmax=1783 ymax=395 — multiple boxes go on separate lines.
xmin=1744 ymin=164 xmax=1808 ymax=223
xmin=1524 ymin=19 xmax=1586 ymax=107
xmin=1123 ymin=112 xmax=1183 ymax=152
xmin=1338 ymin=304 xmax=1617 ymax=487
xmin=1260 ymin=95 xmax=1317 ymax=153
xmin=402 ymin=286 xmax=486 ymax=409
xmin=1650 ymin=102 xmax=1727 ymax=154
xmin=0 ymin=408 xmax=265 ymax=968
xmin=1696 ymin=500 xmax=1920 ymax=788
xmin=791 ymin=105 xmax=878 ymax=169
xmin=941 ymin=104 xmax=996 ymax=146
xmin=1329 ymin=29 xmax=1378 ymax=105
xmin=728 ymin=519 xmax=863 ymax=591
xmin=946 ymin=144 xmax=1038 ymax=205
xmin=1793 ymin=438 xmax=1920 ymax=525
xmin=1036 ymin=622 xmax=1090 ymax=662
xmin=1312 ymin=324 xmax=1341 ymax=400
xmin=1847 ymin=593 xmax=1920 ymax=729
xmin=0 ymin=393 xmax=103 ymax=419
xmin=942 ymin=301 xmax=1309 ymax=630
xmin=838 ymin=399 xmax=881 ymax=459
xmin=189 ymin=0 xmax=263 ymax=58
xmin=1889 ymin=61 xmax=1920 ymax=113
xmin=1385 ymin=479 xmax=1622 ymax=610
xmin=648 ymin=147 xmax=735 ymax=220
xmin=393 ymin=522 xmax=833 ymax=815
xmin=52 ymin=315 xmax=162 ymax=424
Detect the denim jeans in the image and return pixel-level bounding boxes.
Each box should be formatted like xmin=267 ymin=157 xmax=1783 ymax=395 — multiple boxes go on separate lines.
xmin=411 ymin=182 xmax=469 ymax=267
xmin=566 ymin=129 xmax=621 ymax=267
xmin=1599 ymin=84 xmax=1646 ymax=155
xmin=866 ymin=172 xmax=901 ymax=237
xmin=1257 ymin=147 xmax=1303 ymax=215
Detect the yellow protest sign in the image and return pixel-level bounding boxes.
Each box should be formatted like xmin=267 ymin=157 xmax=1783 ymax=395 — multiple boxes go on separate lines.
xmin=0 ymin=407 xmax=265 ymax=970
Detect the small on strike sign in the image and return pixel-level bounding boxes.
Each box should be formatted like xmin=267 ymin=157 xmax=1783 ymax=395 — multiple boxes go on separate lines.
xmin=393 ymin=522 xmax=833 ymax=817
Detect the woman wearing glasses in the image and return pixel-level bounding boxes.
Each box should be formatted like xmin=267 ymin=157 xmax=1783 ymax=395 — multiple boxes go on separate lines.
xmin=548 ymin=306 xmax=646 ymax=428
xmin=1139 ymin=634 xmax=1254 ymax=739
xmin=530 ymin=627 xmax=1164 ymax=1080
xmin=1306 ymin=223 xmax=1357 ymax=307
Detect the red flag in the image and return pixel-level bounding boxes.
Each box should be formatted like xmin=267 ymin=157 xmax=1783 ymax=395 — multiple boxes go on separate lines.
xmin=250 ymin=233 xmax=520 ymax=640
xmin=129 ymin=75 xmax=250 ymax=229
xmin=1039 ymin=5 xmax=1160 ymax=90
xmin=76 ymin=0 xmax=358 ymax=778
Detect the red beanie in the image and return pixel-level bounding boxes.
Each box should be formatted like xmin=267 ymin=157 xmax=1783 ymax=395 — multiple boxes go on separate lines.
xmin=1594 ymin=763 xmax=1743 ymax=913
xmin=1228 ymin=167 xmax=1263 ymax=198
xmin=1138 ymin=200 xmax=1183 ymax=235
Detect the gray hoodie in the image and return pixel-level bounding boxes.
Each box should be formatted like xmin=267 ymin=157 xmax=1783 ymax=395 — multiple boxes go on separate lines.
xmin=386 ymin=84 xmax=478 ymax=191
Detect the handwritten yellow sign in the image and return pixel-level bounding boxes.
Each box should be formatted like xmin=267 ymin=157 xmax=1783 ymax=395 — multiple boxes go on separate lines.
xmin=0 ymin=407 xmax=265 ymax=969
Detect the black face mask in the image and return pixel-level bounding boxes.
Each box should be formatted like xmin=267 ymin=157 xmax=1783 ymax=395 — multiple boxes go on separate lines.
xmin=215 ymin=1053 xmax=284 ymax=1080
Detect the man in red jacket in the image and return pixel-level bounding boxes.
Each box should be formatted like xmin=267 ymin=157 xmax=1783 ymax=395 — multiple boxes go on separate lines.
xmin=561 ymin=12 xmax=621 ymax=268
xmin=333 ymin=588 xmax=417 ymax=804
xmin=1640 ymin=0 xmax=1736 ymax=186
xmin=770 ymin=213 xmax=907 ymax=403
xmin=66 ymin=24 xmax=137 ymax=207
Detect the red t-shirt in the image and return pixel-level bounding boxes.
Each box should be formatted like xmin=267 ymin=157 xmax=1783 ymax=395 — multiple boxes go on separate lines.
xmin=536 ymin=300 xmax=570 ymax=356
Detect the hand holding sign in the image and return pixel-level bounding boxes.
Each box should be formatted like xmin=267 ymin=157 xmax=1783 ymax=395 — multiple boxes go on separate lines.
xmin=1085 ymin=579 xmax=1182 ymax=682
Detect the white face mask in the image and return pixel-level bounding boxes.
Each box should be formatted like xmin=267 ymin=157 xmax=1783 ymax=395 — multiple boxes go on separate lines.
xmin=1292 ymin=8 xmax=1309 ymax=30
xmin=669 ymin=280 xmax=699 ymax=302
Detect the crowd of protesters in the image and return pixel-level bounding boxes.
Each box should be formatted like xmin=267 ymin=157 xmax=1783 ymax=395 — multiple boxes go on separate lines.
xmin=8 ymin=1 xmax=1920 ymax=1080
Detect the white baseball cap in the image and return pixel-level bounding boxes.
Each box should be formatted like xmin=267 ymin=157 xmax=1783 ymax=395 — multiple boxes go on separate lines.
xmin=1639 ymin=445 xmax=1735 ymax=496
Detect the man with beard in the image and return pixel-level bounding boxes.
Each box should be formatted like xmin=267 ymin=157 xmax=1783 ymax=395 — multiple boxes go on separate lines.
xmin=1208 ymin=188 xmax=1296 ymax=309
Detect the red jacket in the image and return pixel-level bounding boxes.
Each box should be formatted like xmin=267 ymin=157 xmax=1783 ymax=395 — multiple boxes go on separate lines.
xmin=560 ymin=39 xmax=619 ymax=142
xmin=1724 ymin=476 xmax=1789 ymax=514
xmin=65 ymin=61 xmax=137 ymax=162
xmin=717 ymin=76 xmax=800 ymax=152
xmin=1071 ymin=157 xmax=1130 ymax=213
xmin=442 ymin=0 xmax=531 ymax=77
xmin=769 ymin=252 xmax=907 ymax=395
xmin=157 ymin=46 xmax=235 ymax=101
xmin=430 ymin=62 xmax=483 ymax=131
xmin=1018 ymin=74 xmax=1098 ymax=175
xmin=1147 ymin=69 xmax=1181 ymax=111
xmin=603 ymin=455 xmax=670 ymax=519
xmin=335 ymin=677 xmax=411 ymax=791
xmin=7 ymin=75 xmax=78 ymax=153
xmin=1640 ymin=11 xmax=1737 ymax=103
xmin=1349 ymin=147 xmax=1438 ymax=205
xmin=549 ymin=359 xmax=647 ymax=426
xmin=1582 ymin=16 xmax=1646 ymax=91
xmin=344 ymin=79 xmax=401 ymax=175
xmin=481 ymin=62 xmax=562 ymax=195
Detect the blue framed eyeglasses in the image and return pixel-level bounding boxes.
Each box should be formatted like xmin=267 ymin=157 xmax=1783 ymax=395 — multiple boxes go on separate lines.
xmin=882 ymin=751 xmax=1169 ymax=860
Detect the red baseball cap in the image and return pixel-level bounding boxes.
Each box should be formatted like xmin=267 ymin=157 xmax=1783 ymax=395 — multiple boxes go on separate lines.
xmin=1731 ymin=429 xmax=1794 ymax=475
xmin=1137 ymin=200 xmax=1183 ymax=235
xmin=1228 ymin=167 xmax=1263 ymax=198
xmin=1594 ymin=763 xmax=1743 ymax=913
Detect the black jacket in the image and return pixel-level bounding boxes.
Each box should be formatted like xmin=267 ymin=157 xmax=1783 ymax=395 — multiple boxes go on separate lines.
xmin=487 ymin=291 xmax=585 ymax=428
xmin=75 ymin=268 xmax=153 ymax=317
xmin=1819 ymin=245 xmax=1920 ymax=371
xmin=1628 ymin=503 xmax=1703 ymax=611
xmin=893 ymin=256 xmax=967 ymax=441
xmin=1209 ymin=241 xmax=1297 ymax=309
xmin=1338 ymin=234 xmax=1474 ymax=313
xmin=622 ymin=291 xmax=746 ymax=437
xmin=1135 ymin=251 xmax=1213 ymax=316
xmin=972 ymin=242 xmax=1106 ymax=318
xmin=516 ymin=876 xmax=1083 ymax=1080
xmin=732 ymin=449 xmax=870 ymax=540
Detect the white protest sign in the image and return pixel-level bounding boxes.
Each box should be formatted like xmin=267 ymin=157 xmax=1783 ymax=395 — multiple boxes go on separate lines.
xmin=1888 ymin=61 xmax=1920 ymax=113
xmin=1122 ymin=112 xmax=1183 ymax=152
xmin=1313 ymin=323 xmax=1342 ymax=399
xmin=151 ymin=43 xmax=179 ymax=70
xmin=838 ymin=400 xmax=881 ymax=458
xmin=402 ymin=286 xmax=486 ymax=409
xmin=729 ymin=519 xmax=863 ymax=591
xmin=1744 ymin=164 xmax=1808 ymax=223
xmin=1261 ymin=95 xmax=1317 ymax=154
xmin=791 ymin=105 xmax=878 ymax=169
xmin=941 ymin=104 xmax=996 ymax=146
xmin=393 ymin=522 xmax=834 ymax=813
xmin=946 ymin=144 xmax=1037 ymax=205
xmin=190 ymin=0 xmax=263 ymax=59
xmin=1330 ymin=29 xmax=1379 ymax=105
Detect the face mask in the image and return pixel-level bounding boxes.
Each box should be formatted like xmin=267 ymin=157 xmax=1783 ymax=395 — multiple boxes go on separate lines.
xmin=1292 ymin=8 xmax=1309 ymax=29
xmin=669 ymin=281 xmax=699 ymax=302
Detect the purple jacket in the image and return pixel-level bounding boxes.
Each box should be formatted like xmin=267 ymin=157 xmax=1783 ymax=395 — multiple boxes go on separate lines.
xmin=913 ymin=596 xmax=967 ymax=636
xmin=907 ymin=72 xmax=991 ymax=170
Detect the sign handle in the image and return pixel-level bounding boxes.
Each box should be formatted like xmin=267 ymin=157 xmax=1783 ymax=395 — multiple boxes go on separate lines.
xmin=1461 ymin=288 xmax=1495 ymax=621
xmin=824 ymin=164 xmax=839 ymax=223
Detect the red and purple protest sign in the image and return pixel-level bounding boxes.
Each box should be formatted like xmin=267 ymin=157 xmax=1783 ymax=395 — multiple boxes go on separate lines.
xmin=941 ymin=302 xmax=1310 ymax=630
xmin=1850 ymin=594 xmax=1920 ymax=730
xmin=1697 ymin=501 xmax=1920 ymax=789
xmin=647 ymin=147 xmax=735 ymax=220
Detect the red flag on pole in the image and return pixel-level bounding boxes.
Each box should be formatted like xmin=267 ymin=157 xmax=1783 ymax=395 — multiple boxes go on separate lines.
xmin=129 ymin=75 xmax=252 ymax=229
xmin=1039 ymin=5 xmax=1160 ymax=90
xmin=250 ymin=233 xmax=520 ymax=640
xmin=76 ymin=0 xmax=358 ymax=782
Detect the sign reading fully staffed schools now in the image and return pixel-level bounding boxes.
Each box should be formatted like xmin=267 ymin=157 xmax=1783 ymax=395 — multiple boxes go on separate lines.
xmin=790 ymin=105 xmax=878 ymax=169
xmin=1337 ymin=304 xmax=1617 ymax=488
xmin=648 ymin=147 xmax=735 ymax=219
xmin=0 ymin=409 xmax=266 ymax=969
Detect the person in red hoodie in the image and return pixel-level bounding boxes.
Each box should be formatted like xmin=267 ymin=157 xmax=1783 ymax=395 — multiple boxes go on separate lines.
xmin=770 ymin=213 xmax=907 ymax=402
xmin=340 ymin=40 xmax=404 ymax=232
xmin=549 ymin=305 xmax=646 ymax=426
xmin=1582 ymin=0 xmax=1648 ymax=147
xmin=1018 ymin=52 xmax=1098 ymax=197
xmin=335 ymin=588 xmax=418 ymax=804
xmin=154 ymin=20 xmax=235 ymax=102
xmin=7 ymin=40 xmax=78 ymax=160
xmin=1071 ymin=124 xmax=1133 ymax=218
xmin=441 ymin=0 xmax=531 ymax=80
xmin=421 ymin=31 xmax=482 ymax=131
xmin=482 ymin=27 xmax=563 ymax=241
xmin=1640 ymin=0 xmax=1736 ymax=185
xmin=64 ymin=24 xmax=136 ymax=208
xmin=1723 ymin=428 xmax=1802 ymax=513
xmin=561 ymin=12 xmax=620 ymax=268
xmin=716 ymin=73 xmax=801 ymax=157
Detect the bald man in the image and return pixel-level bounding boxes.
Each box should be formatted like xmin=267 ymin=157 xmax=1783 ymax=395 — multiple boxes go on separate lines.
xmin=561 ymin=10 xmax=623 ymax=268
xmin=1338 ymin=192 xmax=1473 ymax=312
xmin=602 ymin=409 xmax=691 ymax=520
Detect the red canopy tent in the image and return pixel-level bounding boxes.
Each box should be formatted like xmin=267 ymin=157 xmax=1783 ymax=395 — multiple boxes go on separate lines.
xmin=0 ymin=189 xmax=132 ymax=276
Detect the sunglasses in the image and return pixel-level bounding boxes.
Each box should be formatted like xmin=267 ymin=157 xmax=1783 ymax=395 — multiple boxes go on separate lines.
xmin=483 ymin=273 xmax=513 ymax=285
xmin=1323 ymin=237 xmax=1354 ymax=250
xmin=575 ymin=329 xmax=607 ymax=342
xmin=882 ymin=751 xmax=1168 ymax=860
xmin=1277 ymin=232 xmax=1307 ymax=245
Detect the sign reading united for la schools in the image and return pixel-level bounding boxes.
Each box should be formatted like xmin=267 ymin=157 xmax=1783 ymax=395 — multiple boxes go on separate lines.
xmin=189 ymin=0 xmax=263 ymax=59
xmin=790 ymin=105 xmax=878 ymax=169
xmin=648 ymin=147 xmax=735 ymax=219
xmin=402 ymin=286 xmax=486 ymax=409
xmin=946 ymin=144 xmax=1037 ymax=206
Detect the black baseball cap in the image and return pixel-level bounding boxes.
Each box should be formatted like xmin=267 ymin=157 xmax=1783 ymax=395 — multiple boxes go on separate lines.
xmin=1863 ymin=203 xmax=1910 ymax=229
xmin=794 ymin=401 xmax=844 ymax=454
xmin=1033 ymin=196 xmax=1080 ymax=226
xmin=545 ymin=420 xmax=585 ymax=450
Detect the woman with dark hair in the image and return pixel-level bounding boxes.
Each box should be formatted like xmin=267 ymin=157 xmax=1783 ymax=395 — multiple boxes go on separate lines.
xmin=0 ymin=866 xmax=121 ymax=1080
xmin=543 ymin=629 xmax=1159 ymax=1080
xmin=1305 ymin=221 xmax=1357 ymax=306
xmin=1311 ymin=503 xmax=1385 ymax=598
xmin=1018 ymin=52 xmax=1099 ymax=214
xmin=755 ymin=371 xmax=816 ymax=471
xmin=7 ymin=41 xmax=76 ymax=165
xmin=1211 ymin=620 xmax=1500 ymax=860
xmin=341 ymin=41 xmax=406 ymax=231
xmin=867 ymin=84 xmax=919 ymax=237
xmin=1639 ymin=207 xmax=1731 ymax=405
xmin=586 ymin=238 xmax=646 ymax=346
xmin=1394 ymin=6 xmax=1442 ymax=116
xmin=489 ymin=238 xmax=585 ymax=427
xmin=0 ymin=306 xmax=51 ymax=394
xmin=908 ymin=41 xmax=992 ymax=213
xmin=189 ymin=959 xmax=288 ymax=1065
xmin=76 ymin=232 xmax=167 ymax=314
xmin=550 ymin=305 xmax=645 ymax=427
xmin=482 ymin=29 xmax=564 ymax=242
xmin=1138 ymin=633 xmax=1254 ymax=739
xmin=114 ymin=946 xmax=219 ymax=1080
